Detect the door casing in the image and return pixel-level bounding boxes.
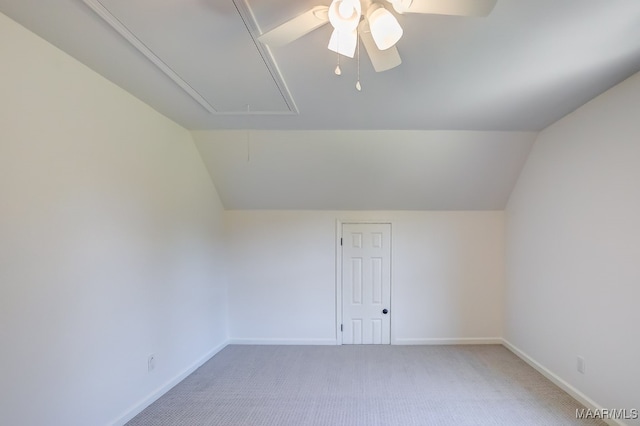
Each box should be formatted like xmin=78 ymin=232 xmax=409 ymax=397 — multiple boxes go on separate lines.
xmin=336 ymin=220 xmax=392 ymax=345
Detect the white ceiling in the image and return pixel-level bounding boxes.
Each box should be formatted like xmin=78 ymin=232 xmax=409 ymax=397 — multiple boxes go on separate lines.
xmin=1 ymin=0 xmax=638 ymax=209
xmin=194 ymin=130 xmax=536 ymax=210
xmin=1 ymin=0 xmax=639 ymax=131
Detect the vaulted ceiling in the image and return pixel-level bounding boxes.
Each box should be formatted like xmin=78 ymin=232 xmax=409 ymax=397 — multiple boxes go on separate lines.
xmin=2 ymin=0 xmax=639 ymax=131
xmin=1 ymin=0 xmax=639 ymax=209
xmin=193 ymin=130 xmax=537 ymax=210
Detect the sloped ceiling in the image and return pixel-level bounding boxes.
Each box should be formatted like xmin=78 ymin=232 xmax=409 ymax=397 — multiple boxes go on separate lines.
xmin=1 ymin=0 xmax=639 ymax=130
xmin=193 ymin=131 xmax=537 ymax=210
xmin=1 ymin=0 xmax=638 ymax=209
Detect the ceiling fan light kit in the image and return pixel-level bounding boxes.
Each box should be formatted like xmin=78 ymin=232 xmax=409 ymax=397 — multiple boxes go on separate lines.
xmin=328 ymin=0 xmax=362 ymax=31
xmin=367 ymin=3 xmax=403 ymax=51
xmin=328 ymin=28 xmax=358 ymax=58
xmin=257 ymin=0 xmax=497 ymax=88
xmin=327 ymin=0 xmax=362 ymax=58
xmin=387 ymin=0 xmax=414 ymax=14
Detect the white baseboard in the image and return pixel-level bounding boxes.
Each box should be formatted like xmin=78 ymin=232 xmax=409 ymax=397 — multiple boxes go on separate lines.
xmin=108 ymin=337 xmax=626 ymax=426
xmin=110 ymin=340 xmax=229 ymax=426
xmin=229 ymin=338 xmax=338 ymax=345
xmin=394 ymin=337 xmax=503 ymax=345
xmin=501 ymin=339 xmax=626 ymax=426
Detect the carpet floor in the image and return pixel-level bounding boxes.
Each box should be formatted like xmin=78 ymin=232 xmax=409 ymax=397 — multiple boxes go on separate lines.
xmin=127 ymin=344 xmax=605 ymax=426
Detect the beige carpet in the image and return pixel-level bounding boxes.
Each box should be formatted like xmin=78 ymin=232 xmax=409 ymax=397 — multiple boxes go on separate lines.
xmin=127 ymin=345 xmax=605 ymax=426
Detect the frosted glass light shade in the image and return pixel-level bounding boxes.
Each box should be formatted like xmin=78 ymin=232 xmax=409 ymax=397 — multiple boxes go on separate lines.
xmin=368 ymin=5 xmax=403 ymax=50
xmin=387 ymin=0 xmax=413 ymax=14
xmin=328 ymin=0 xmax=362 ymax=32
xmin=328 ymin=28 xmax=357 ymax=58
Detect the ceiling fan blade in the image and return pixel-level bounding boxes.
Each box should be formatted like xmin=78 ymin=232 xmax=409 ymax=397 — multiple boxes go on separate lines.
xmin=359 ymin=21 xmax=402 ymax=72
xmin=400 ymin=0 xmax=497 ymax=17
xmin=258 ymin=5 xmax=330 ymax=47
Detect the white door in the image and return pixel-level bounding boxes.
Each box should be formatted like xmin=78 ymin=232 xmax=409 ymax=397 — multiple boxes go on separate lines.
xmin=341 ymin=223 xmax=391 ymax=344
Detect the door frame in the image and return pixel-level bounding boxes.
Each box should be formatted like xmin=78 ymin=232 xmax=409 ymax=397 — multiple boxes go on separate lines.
xmin=335 ymin=219 xmax=393 ymax=345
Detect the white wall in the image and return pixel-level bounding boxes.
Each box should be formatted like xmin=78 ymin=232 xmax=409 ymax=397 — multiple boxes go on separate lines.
xmin=0 ymin=12 xmax=228 ymax=426
xmin=226 ymin=210 xmax=504 ymax=344
xmin=506 ymin=71 xmax=640 ymax=423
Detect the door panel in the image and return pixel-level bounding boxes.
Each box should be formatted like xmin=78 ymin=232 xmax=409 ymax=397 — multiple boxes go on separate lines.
xmin=342 ymin=223 xmax=391 ymax=344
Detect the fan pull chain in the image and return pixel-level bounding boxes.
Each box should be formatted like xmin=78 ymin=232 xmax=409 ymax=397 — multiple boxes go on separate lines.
xmin=355 ymin=31 xmax=362 ymax=91
xmin=246 ymin=104 xmax=251 ymax=163
xmin=335 ymin=36 xmax=342 ymax=75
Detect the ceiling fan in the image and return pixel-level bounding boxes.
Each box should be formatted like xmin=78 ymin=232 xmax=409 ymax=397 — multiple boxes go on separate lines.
xmin=257 ymin=0 xmax=497 ymax=74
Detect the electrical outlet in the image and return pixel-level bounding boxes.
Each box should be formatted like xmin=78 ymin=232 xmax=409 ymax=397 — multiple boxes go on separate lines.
xmin=148 ymin=354 xmax=156 ymax=372
xmin=577 ymin=356 xmax=585 ymax=374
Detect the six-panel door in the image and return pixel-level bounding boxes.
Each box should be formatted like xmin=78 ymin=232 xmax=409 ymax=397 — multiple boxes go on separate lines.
xmin=341 ymin=223 xmax=391 ymax=344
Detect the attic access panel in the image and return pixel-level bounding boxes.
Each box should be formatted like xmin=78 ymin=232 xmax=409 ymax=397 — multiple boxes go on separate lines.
xmin=84 ymin=0 xmax=295 ymax=114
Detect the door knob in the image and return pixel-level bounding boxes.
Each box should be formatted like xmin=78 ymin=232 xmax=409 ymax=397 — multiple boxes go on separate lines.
xmin=382 ymin=309 xmax=388 ymax=314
